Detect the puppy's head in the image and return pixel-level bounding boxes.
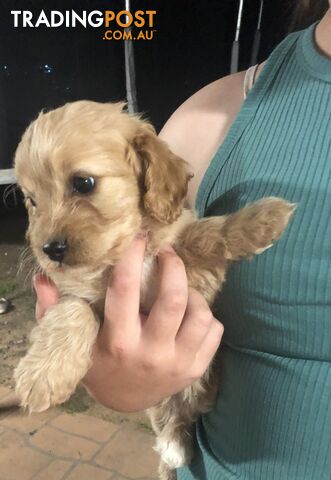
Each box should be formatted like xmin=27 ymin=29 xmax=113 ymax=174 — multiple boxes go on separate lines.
xmin=15 ymin=101 xmax=191 ymax=274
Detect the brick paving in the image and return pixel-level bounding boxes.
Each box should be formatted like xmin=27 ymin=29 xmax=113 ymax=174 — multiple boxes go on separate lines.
xmin=0 ymin=385 xmax=159 ymax=480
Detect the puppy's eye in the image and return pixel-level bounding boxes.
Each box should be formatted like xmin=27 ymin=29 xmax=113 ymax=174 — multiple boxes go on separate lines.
xmin=73 ymin=176 xmax=96 ymax=194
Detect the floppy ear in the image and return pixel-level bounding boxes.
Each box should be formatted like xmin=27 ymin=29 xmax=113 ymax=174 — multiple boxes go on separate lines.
xmin=132 ymin=123 xmax=192 ymax=224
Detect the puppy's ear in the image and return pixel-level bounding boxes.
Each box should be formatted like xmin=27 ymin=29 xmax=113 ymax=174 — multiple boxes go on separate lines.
xmin=132 ymin=123 xmax=192 ymax=224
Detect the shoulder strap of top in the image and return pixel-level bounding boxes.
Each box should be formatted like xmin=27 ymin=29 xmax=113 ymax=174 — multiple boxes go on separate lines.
xmin=243 ymin=64 xmax=259 ymax=99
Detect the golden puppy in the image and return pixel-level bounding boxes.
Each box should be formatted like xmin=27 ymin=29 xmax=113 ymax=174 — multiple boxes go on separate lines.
xmin=14 ymin=101 xmax=294 ymax=480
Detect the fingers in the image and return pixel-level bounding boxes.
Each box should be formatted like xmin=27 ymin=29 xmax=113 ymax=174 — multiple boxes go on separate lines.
xmin=175 ymin=288 xmax=223 ymax=376
xmin=194 ymin=319 xmax=224 ymax=373
xmin=103 ymin=237 xmax=146 ymax=340
xmin=33 ymin=273 xmax=59 ymax=323
xmin=143 ymin=247 xmax=188 ymax=343
xmin=175 ymin=288 xmax=215 ymax=352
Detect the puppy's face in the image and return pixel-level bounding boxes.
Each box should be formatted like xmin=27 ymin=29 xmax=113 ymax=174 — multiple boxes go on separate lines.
xmin=15 ymin=101 xmax=191 ymax=275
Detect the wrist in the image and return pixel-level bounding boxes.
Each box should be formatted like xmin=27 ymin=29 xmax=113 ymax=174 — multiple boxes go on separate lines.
xmin=84 ymin=381 xmax=162 ymax=412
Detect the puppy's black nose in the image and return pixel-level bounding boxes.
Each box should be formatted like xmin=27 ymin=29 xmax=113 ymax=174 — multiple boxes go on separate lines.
xmin=43 ymin=241 xmax=67 ymax=262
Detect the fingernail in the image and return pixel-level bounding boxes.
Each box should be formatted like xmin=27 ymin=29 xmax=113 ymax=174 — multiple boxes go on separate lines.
xmin=32 ymin=273 xmax=47 ymax=289
xmin=32 ymin=275 xmax=39 ymax=293
xmin=35 ymin=302 xmax=43 ymax=324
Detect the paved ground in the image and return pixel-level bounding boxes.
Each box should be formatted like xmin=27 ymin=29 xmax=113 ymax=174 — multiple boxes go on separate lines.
xmin=0 ymin=215 xmax=159 ymax=480
xmin=0 ymin=385 xmax=159 ymax=480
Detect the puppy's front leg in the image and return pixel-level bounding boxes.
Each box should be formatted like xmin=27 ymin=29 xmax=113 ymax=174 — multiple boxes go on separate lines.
xmin=14 ymin=297 xmax=99 ymax=413
xmin=178 ymin=198 xmax=295 ymax=302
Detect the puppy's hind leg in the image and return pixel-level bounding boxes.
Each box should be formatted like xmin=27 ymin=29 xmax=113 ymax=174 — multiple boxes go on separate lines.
xmin=14 ymin=297 xmax=99 ymax=413
xmin=159 ymin=461 xmax=177 ymax=480
xmin=149 ymin=376 xmax=215 ymax=477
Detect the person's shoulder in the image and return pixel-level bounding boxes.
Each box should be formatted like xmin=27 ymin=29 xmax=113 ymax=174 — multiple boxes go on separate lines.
xmin=160 ymin=70 xmax=247 ymax=152
xmin=159 ymin=71 xmax=246 ymax=207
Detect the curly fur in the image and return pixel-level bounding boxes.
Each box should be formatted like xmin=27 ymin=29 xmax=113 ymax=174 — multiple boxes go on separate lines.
xmin=14 ymin=100 xmax=295 ymax=480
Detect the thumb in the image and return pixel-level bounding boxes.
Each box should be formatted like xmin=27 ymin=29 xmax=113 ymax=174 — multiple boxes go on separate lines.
xmin=33 ymin=273 xmax=59 ymax=323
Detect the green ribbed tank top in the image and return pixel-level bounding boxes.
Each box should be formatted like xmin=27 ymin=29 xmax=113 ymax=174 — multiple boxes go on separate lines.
xmin=178 ymin=23 xmax=331 ymax=480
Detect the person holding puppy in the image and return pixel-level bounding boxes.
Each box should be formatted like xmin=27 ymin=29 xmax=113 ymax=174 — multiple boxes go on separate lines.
xmin=34 ymin=2 xmax=331 ymax=479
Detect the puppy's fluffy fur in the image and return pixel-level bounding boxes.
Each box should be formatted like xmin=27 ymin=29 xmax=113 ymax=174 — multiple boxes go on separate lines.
xmin=14 ymin=101 xmax=294 ymax=480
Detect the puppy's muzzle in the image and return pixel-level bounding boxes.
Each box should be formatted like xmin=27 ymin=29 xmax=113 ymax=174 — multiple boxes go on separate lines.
xmin=43 ymin=240 xmax=67 ymax=263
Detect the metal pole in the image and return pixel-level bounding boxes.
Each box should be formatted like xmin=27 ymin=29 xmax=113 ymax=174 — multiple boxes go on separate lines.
xmin=124 ymin=0 xmax=138 ymax=113
xmin=230 ymin=0 xmax=244 ymax=74
xmin=250 ymin=0 xmax=264 ymax=66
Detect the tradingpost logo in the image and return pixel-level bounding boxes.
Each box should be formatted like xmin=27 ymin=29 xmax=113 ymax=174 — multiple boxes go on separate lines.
xmin=10 ymin=9 xmax=157 ymax=41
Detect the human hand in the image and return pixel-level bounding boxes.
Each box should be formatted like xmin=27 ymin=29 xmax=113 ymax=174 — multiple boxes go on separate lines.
xmin=33 ymin=273 xmax=59 ymax=323
xmin=84 ymin=237 xmax=224 ymax=412
xmin=33 ymin=238 xmax=224 ymax=412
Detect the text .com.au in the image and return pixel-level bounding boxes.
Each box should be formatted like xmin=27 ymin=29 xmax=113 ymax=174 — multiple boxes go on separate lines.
xmin=10 ymin=10 xmax=157 ymax=41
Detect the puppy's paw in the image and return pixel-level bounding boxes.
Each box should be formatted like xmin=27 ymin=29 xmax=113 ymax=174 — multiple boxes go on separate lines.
xmin=14 ymin=355 xmax=74 ymax=413
xmin=224 ymin=197 xmax=296 ymax=261
xmin=154 ymin=437 xmax=194 ymax=469
xmin=248 ymin=197 xmax=296 ymax=251
xmin=14 ymin=297 xmax=99 ymax=413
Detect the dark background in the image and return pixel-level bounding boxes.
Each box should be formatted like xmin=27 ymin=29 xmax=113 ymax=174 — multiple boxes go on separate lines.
xmin=0 ymin=0 xmax=305 ymax=173
xmin=0 ymin=0 xmax=329 ymax=216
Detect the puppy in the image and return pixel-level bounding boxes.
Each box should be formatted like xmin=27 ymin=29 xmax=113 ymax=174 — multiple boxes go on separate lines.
xmin=14 ymin=101 xmax=294 ymax=480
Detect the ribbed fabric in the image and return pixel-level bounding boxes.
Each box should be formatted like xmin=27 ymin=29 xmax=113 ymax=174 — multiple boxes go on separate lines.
xmin=178 ymin=23 xmax=331 ymax=480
